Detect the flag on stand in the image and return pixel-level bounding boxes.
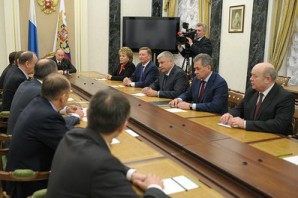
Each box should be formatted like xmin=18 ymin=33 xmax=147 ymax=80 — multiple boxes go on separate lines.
xmin=53 ymin=0 xmax=71 ymax=61
xmin=28 ymin=0 xmax=39 ymax=57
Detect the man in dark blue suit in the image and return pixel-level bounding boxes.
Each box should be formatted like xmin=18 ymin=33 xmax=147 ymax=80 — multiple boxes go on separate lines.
xmin=47 ymin=89 xmax=168 ymax=198
xmin=220 ymin=63 xmax=295 ymax=135
xmin=6 ymin=73 xmax=73 ymax=198
xmin=123 ymin=47 xmax=159 ymax=88
xmin=142 ymin=51 xmax=189 ymax=99
xmin=7 ymin=59 xmax=82 ymax=134
xmin=169 ymin=53 xmax=228 ymax=114
xmin=0 ymin=51 xmax=17 ymax=89
xmin=2 ymin=51 xmax=37 ymax=111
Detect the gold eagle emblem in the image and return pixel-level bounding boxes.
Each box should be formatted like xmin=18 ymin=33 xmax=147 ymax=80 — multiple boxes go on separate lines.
xmin=37 ymin=0 xmax=58 ymax=14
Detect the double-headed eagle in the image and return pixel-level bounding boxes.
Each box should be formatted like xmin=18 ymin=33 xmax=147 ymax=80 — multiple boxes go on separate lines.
xmin=37 ymin=0 xmax=58 ymax=14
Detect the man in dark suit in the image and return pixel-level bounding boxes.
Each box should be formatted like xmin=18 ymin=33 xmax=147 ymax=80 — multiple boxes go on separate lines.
xmin=220 ymin=63 xmax=295 ymax=135
xmin=123 ymin=47 xmax=159 ymax=88
xmin=178 ymin=23 xmax=212 ymax=75
xmin=2 ymin=51 xmax=37 ymax=111
xmin=51 ymin=48 xmax=77 ymax=74
xmin=169 ymin=53 xmax=228 ymax=114
xmin=7 ymin=59 xmax=82 ymax=134
xmin=47 ymin=89 xmax=168 ymax=198
xmin=142 ymin=51 xmax=189 ymax=99
xmin=0 ymin=51 xmax=17 ymax=89
xmin=5 ymin=73 xmax=72 ymax=198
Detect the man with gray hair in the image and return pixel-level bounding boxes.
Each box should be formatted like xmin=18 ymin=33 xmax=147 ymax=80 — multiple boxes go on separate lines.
xmin=142 ymin=51 xmax=189 ymax=99
xmin=169 ymin=53 xmax=228 ymax=114
xmin=2 ymin=51 xmax=37 ymax=111
xmin=178 ymin=23 xmax=212 ymax=75
xmin=220 ymin=62 xmax=295 ymax=135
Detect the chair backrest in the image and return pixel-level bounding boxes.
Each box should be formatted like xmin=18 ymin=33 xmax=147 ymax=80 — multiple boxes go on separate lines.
xmin=0 ymin=169 xmax=50 ymax=197
xmin=276 ymin=76 xmax=291 ymax=87
xmin=42 ymin=52 xmax=55 ymax=59
xmin=228 ymin=89 xmax=245 ymax=109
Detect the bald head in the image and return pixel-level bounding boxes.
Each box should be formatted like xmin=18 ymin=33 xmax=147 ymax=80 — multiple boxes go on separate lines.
xmin=250 ymin=62 xmax=277 ymax=92
xmin=34 ymin=59 xmax=58 ymax=80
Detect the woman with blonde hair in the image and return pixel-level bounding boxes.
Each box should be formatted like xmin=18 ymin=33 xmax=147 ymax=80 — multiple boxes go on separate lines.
xmin=106 ymin=47 xmax=135 ymax=81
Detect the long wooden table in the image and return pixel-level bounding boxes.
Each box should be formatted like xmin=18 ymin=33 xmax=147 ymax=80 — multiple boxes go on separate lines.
xmin=69 ymin=72 xmax=298 ymax=198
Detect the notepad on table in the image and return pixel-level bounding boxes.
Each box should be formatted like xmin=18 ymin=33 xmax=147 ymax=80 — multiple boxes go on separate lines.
xmin=125 ymin=129 xmax=139 ymax=137
xmin=283 ymin=155 xmax=298 ymax=165
xmin=166 ymin=108 xmax=186 ymax=113
xmin=163 ymin=175 xmax=199 ymax=195
xmin=131 ymin=93 xmax=146 ymax=97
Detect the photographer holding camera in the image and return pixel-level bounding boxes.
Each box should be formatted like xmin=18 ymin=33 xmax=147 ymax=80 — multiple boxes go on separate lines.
xmin=178 ymin=23 xmax=212 ymax=75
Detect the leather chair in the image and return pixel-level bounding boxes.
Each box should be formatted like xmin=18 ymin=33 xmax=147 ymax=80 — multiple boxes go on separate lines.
xmin=276 ymin=76 xmax=291 ymax=87
xmin=228 ymin=89 xmax=244 ymax=109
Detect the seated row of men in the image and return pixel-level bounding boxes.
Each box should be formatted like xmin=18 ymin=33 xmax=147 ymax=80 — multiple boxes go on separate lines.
xmin=106 ymin=46 xmax=295 ymax=135
xmin=0 ymin=51 xmax=168 ymax=197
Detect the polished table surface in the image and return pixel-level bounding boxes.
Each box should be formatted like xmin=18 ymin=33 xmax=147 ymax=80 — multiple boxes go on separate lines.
xmin=68 ymin=72 xmax=298 ymax=197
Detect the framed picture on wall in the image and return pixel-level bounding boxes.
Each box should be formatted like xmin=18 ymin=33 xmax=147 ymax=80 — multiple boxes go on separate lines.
xmin=229 ymin=5 xmax=245 ymax=33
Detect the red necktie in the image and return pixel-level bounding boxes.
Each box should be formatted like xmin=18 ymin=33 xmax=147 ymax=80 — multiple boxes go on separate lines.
xmin=118 ymin=64 xmax=125 ymax=75
xmin=254 ymin=93 xmax=264 ymax=119
xmin=198 ymin=81 xmax=206 ymax=102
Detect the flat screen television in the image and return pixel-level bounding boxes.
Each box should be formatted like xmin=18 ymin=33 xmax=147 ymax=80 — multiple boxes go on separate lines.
xmin=122 ymin=17 xmax=180 ymax=53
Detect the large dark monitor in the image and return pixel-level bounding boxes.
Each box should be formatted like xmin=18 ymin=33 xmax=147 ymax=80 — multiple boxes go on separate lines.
xmin=122 ymin=17 xmax=180 ymax=53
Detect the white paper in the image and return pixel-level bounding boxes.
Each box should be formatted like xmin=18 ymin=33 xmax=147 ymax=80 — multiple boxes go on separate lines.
xmin=283 ymin=155 xmax=298 ymax=165
xmin=68 ymin=97 xmax=74 ymax=102
xmin=166 ymin=108 xmax=186 ymax=113
xmin=111 ymin=138 xmax=120 ymax=144
xmin=131 ymin=93 xmax=146 ymax=97
xmin=172 ymin=175 xmax=199 ymax=190
xmin=111 ymin=85 xmax=125 ymax=88
xmin=217 ymin=123 xmax=232 ymax=128
xmin=125 ymin=129 xmax=139 ymax=137
xmin=162 ymin=178 xmax=186 ymax=195
xmin=95 ymin=78 xmax=107 ymax=81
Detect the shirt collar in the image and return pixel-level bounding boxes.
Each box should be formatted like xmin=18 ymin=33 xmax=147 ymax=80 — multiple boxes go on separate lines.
xmin=18 ymin=67 xmax=29 ymax=79
xmin=202 ymin=71 xmax=212 ymax=83
xmin=165 ymin=65 xmax=174 ymax=76
xmin=261 ymin=83 xmax=274 ymax=98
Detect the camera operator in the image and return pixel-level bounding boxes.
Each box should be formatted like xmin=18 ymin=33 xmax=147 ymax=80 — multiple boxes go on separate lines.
xmin=178 ymin=23 xmax=212 ymax=75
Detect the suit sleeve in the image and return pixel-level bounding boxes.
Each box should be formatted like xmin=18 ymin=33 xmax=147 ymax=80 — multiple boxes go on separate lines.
xmin=135 ymin=66 xmax=159 ymax=88
xmin=245 ymin=92 xmax=295 ymax=134
xmin=190 ymin=38 xmax=212 ymax=56
xmin=65 ymin=59 xmax=77 ymax=73
xmin=195 ymin=79 xmax=228 ymax=114
xmin=159 ymin=71 xmax=189 ymax=99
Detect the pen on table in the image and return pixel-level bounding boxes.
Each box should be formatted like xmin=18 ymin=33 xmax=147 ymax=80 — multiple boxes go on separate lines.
xmin=276 ymin=153 xmax=293 ymax=158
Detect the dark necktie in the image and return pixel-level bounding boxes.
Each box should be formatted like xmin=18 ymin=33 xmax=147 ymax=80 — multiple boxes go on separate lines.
xmin=162 ymin=75 xmax=168 ymax=90
xmin=254 ymin=93 xmax=264 ymax=120
xmin=140 ymin=66 xmax=145 ymax=81
xmin=198 ymin=80 xmax=206 ymax=102
xmin=58 ymin=61 xmax=61 ymax=65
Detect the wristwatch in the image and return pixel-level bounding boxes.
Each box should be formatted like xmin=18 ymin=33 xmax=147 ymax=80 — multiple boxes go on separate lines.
xmin=189 ymin=104 xmax=193 ymax=110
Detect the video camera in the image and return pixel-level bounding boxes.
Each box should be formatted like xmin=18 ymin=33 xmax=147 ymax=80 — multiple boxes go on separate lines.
xmin=177 ymin=22 xmax=196 ymax=45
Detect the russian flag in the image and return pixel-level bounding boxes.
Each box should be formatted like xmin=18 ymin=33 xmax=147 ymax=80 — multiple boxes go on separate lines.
xmin=28 ymin=0 xmax=39 ymax=57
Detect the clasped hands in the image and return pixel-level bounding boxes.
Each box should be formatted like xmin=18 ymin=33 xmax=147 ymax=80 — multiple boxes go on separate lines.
xmin=220 ymin=113 xmax=245 ymax=128
xmin=66 ymin=105 xmax=84 ymax=119
xmin=169 ymin=98 xmax=191 ymax=109
xmin=142 ymin=87 xmax=158 ymax=97
xmin=123 ymin=77 xmax=132 ymax=86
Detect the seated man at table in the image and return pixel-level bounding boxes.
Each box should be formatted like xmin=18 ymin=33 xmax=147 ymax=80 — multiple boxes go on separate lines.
xmin=46 ymin=89 xmax=168 ymax=198
xmin=220 ymin=62 xmax=295 ymax=135
xmin=169 ymin=53 xmax=228 ymax=114
xmin=142 ymin=51 xmax=189 ymax=99
xmin=123 ymin=47 xmax=159 ymax=88
xmin=7 ymin=59 xmax=83 ymax=134
xmin=51 ymin=48 xmax=77 ymax=74
xmin=5 ymin=73 xmax=79 ymax=197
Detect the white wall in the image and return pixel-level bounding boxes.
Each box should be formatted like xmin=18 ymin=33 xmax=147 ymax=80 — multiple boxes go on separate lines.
xmin=219 ymin=0 xmax=253 ymax=92
xmin=0 ymin=0 xmax=7 ymax=73
xmin=86 ymin=0 xmax=109 ymax=74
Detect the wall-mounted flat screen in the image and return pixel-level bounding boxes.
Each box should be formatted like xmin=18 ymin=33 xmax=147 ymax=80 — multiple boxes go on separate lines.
xmin=122 ymin=17 xmax=180 ymax=53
